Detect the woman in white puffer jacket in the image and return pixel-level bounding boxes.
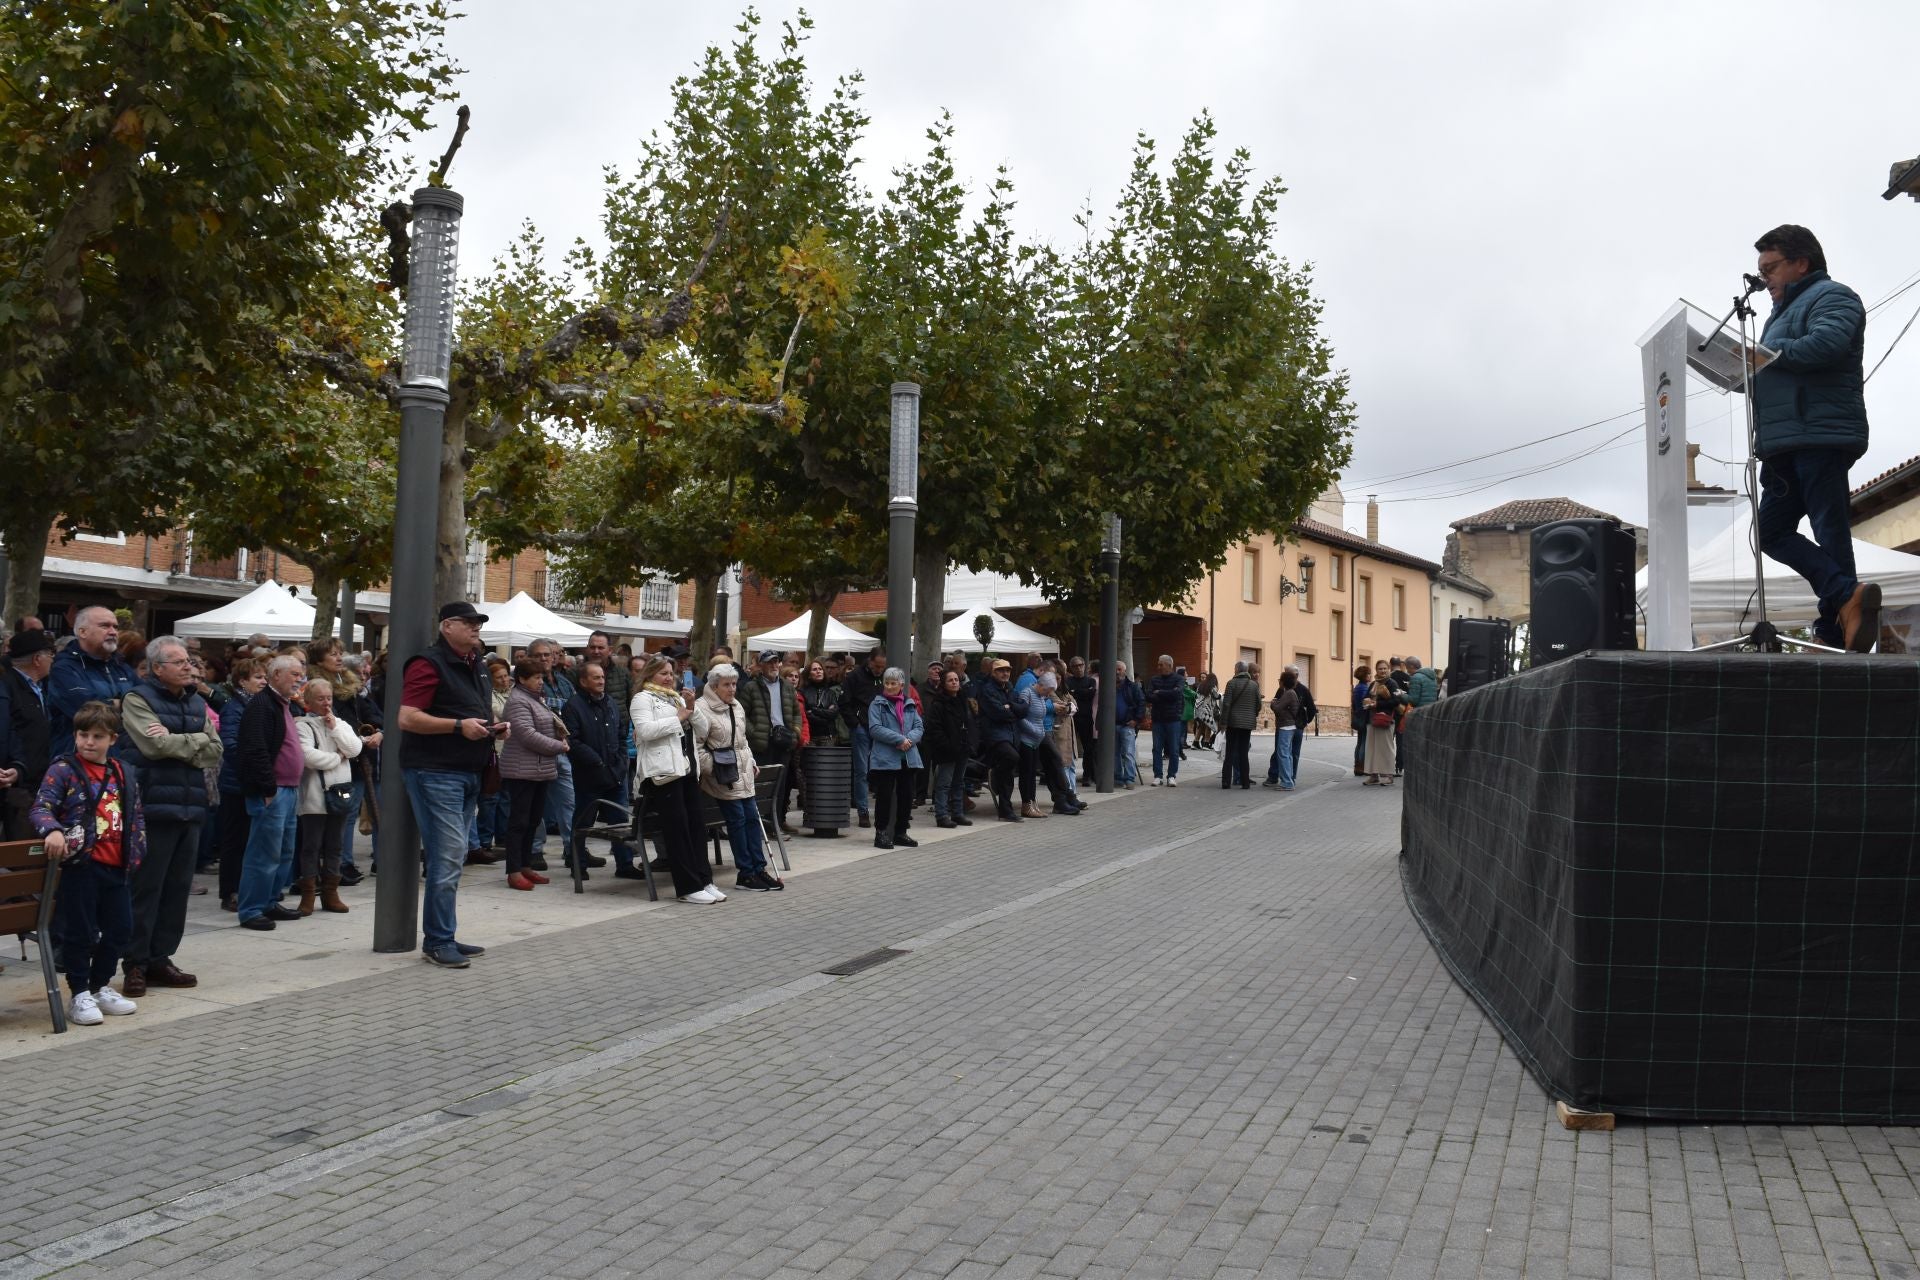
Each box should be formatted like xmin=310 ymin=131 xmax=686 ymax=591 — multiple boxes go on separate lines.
xmin=631 ymin=655 xmax=723 ymax=904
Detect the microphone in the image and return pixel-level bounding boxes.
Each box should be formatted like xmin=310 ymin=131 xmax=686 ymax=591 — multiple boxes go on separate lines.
xmin=1743 ymin=272 xmax=1767 ymax=295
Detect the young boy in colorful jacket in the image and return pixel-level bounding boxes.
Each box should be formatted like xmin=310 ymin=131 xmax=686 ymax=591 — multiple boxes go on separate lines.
xmin=30 ymin=700 xmax=146 ymax=1026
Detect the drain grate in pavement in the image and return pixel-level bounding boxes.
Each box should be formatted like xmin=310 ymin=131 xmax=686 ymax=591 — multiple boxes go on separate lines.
xmin=821 ymin=948 xmax=909 ymax=977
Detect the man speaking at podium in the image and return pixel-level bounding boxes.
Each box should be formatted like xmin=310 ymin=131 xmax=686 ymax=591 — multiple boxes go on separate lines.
xmin=1751 ymin=224 xmax=1879 ymax=651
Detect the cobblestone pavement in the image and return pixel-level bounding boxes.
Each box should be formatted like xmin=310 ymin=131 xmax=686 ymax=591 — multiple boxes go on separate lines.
xmin=5 ymin=737 xmax=1920 ymax=1280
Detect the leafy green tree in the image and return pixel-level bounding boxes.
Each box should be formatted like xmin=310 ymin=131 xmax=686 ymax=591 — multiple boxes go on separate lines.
xmin=0 ymin=0 xmax=455 ymax=625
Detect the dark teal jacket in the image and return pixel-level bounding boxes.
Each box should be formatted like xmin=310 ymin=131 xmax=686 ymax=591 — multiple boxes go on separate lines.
xmin=1753 ymin=271 xmax=1868 ymax=461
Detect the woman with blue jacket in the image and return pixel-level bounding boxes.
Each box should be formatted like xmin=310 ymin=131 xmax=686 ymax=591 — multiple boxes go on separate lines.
xmin=866 ymin=668 xmax=924 ymax=850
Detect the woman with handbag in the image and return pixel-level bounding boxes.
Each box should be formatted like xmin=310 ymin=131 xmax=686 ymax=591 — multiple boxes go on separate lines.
xmin=693 ymin=664 xmax=781 ymax=892
xmin=1361 ymin=679 xmax=1400 ymax=786
xmin=630 ymin=656 xmax=723 ymax=904
xmin=294 ymin=679 xmax=363 ymax=914
xmin=500 ymin=659 xmax=566 ymax=891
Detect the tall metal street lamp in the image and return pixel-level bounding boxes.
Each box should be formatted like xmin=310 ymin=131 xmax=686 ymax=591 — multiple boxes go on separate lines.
xmin=1095 ymin=513 xmax=1122 ymax=794
xmin=373 ymin=185 xmax=463 ymax=955
xmin=888 ymin=383 xmax=920 ymax=670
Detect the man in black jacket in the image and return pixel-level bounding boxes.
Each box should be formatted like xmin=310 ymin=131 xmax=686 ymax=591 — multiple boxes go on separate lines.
xmin=1065 ymin=657 xmax=1098 ymax=786
xmin=0 ymin=630 xmax=54 ymax=840
xmin=563 ymin=659 xmax=643 ymax=880
xmin=839 ymin=648 xmax=887 ymax=829
xmin=234 ymin=654 xmax=307 ymax=932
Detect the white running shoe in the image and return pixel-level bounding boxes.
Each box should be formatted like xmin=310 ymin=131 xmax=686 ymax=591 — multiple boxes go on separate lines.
xmin=1150 ymin=778 xmax=1163 ymax=787
xmin=1167 ymin=777 xmax=1179 ymax=788
xmin=679 ymin=886 xmax=722 ymax=904
xmin=69 ymin=990 xmax=103 ymax=1026
xmin=94 ymin=987 xmax=137 ymax=1016
xmin=704 ymin=883 xmax=727 ymax=901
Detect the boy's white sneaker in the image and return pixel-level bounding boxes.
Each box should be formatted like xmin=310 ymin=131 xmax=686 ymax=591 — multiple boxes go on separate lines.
xmin=68 ymin=990 xmax=103 ymax=1026
xmin=703 ymin=884 xmax=727 ymax=902
xmin=94 ymin=987 xmax=137 ymax=1016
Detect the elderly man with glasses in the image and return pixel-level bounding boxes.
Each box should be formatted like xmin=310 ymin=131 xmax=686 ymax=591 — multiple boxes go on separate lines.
xmin=117 ymin=636 xmax=222 ymax=995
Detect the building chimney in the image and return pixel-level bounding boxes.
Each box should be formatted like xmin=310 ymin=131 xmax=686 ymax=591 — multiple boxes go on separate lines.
xmin=1366 ymin=495 xmax=1380 ymax=543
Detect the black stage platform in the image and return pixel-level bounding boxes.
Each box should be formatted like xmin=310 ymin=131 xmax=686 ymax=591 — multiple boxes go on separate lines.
xmin=1401 ymin=651 xmax=1920 ymax=1123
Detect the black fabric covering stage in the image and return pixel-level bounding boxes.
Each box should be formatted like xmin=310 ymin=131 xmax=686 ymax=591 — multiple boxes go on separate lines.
xmin=1401 ymin=651 xmax=1920 ymax=1123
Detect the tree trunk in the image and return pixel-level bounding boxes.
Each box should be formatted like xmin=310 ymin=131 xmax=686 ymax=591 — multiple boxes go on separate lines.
xmin=806 ymin=587 xmax=838 ymax=659
xmin=308 ymin=565 xmax=341 ymax=642
xmin=1118 ymin=602 xmax=1138 ymax=678
xmin=686 ymin=572 xmax=718 ymax=667
xmin=1 ymin=505 xmax=54 ymax=632
xmin=912 ymin=541 xmax=946 ymax=676
xmin=432 ymin=410 xmax=470 ymax=608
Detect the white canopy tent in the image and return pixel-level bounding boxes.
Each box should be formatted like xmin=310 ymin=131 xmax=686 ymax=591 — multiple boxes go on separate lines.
xmin=173 ymin=581 xmax=362 ymax=643
xmin=940 ymin=606 xmax=1058 ymax=654
xmin=747 ymin=610 xmax=881 ymax=654
xmin=1635 ymin=506 xmax=1920 ymax=630
xmin=479 ymin=592 xmax=594 ymax=649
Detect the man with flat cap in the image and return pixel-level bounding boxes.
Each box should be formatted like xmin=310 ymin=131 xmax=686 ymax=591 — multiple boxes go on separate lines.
xmin=397 ymin=602 xmax=507 ymax=968
xmin=0 ymin=629 xmax=55 ymax=840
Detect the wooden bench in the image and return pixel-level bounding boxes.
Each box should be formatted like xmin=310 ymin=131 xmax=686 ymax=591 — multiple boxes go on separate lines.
xmin=574 ymin=764 xmax=791 ymax=900
xmin=0 ymin=837 xmax=67 ymax=1033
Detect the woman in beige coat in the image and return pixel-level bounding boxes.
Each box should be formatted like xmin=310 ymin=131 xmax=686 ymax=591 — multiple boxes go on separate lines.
xmin=691 ymin=664 xmax=780 ymax=891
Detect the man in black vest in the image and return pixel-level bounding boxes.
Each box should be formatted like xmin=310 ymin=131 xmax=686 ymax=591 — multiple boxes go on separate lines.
xmin=1 ymin=629 xmax=55 ymax=840
xmin=398 ymin=602 xmax=505 ymax=969
xmin=119 ymin=636 xmax=223 ymax=995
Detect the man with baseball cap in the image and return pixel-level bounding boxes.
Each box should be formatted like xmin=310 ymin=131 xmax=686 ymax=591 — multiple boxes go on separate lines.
xmin=975 ymin=658 xmax=1023 ymax=822
xmin=737 ymin=648 xmax=801 ymax=833
xmin=1 ymin=629 xmax=55 ymax=839
xmin=396 ymin=601 xmax=505 ymax=968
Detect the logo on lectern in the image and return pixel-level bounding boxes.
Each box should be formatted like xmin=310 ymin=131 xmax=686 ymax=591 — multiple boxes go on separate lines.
xmin=1655 ymin=372 xmax=1673 ymax=455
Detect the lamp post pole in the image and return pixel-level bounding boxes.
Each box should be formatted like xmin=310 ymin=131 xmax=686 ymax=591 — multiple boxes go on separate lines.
xmin=1096 ymin=514 xmax=1122 ymax=793
xmin=888 ymin=383 xmax=920 ymax=669
xmin=373 ymin=185 xmax=464 ymax=955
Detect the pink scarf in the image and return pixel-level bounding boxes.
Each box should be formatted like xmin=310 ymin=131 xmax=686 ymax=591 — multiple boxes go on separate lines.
xmin=884 ymin=691 xmax=907 ymax=730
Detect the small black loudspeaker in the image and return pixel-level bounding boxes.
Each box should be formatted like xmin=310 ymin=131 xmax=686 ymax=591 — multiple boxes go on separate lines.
xmin=1529 ymin=518 xmax=1637 ymax=664
xmin=1448 ymin=617 xmax=1513 ymax=694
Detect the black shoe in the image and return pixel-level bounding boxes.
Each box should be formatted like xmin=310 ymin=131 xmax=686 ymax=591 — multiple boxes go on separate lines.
xmin=239 ymin=916 xmax=275 ymax=931
xmin=563 ymin=864 xmax=591 ymax=881
xmin=935 ymin=816 xmax=955 ymax=829
xmin=895 ymin=835 xmax=918 ymax=848
xmin=613 ymin=865 xmax=648 ymax=881
xmin=337 ymin=866 xmax=364 ymax=887
xmin=265 ymin=905 xmax=302 ymax=922
xmin=857 ymin=812 xmax=871 ymax=829
xmin=954 ymin=815 xmax=973 ymax=826
xmin=1000 ymin=807 xmax=1022 ymax=822
xmin=735 ymin=873 xmax=774 ymax=892
xmin=582 ymin=853 xmax=608 ymax=868
xmin=528 ymin=856 xmax=549 ymax=872
xmin=874 ymin=836 xmax=894 ymax=850
xmin=761 ymin=871 xmax=785 ymax=891
xmin=453 ymin=942 xmax=486 ymax=957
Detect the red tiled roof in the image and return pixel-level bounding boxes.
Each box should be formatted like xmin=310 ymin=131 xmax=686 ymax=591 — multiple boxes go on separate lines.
xmin=1852 ymin=453 xmax=1920 ymax=499
xmin=1449 ymin=497 xmax=1621 ymax=530
xmin=1289 ymin=517 xmax=1441 ymax=575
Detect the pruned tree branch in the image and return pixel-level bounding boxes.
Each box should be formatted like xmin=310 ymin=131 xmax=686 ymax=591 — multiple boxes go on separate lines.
xmin=793 ymin=428 xmax=875 ymax=504
xmin=42 ymin=126 xmax=141 ymax=330
xmin=284 ymin=342 xmax=403 ymax=406
xmin=429 ymin=104 xmax=471 ymax=185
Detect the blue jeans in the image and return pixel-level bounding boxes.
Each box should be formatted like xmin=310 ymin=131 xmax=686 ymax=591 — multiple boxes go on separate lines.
xmin=533 ymin=754 xmax=573 ymax=853
xmin=336 ymin=777 xmax=365 ymax=870
xmin=1758 ymin=449 xmax=1858 ymax=642
xmin=237 ymin=787 xmax=299 ymax=922
xmin=1291 ymin=722 xmax=1305 ymax=772
xmin=931 ymin=761 xmax=968 ymax=820
xmin=1115 ymin=725 xmax=1139 ymax=784
xmin=404 ymin=768 xmax=478 ymax=952
xmin=849 ymin=725 xmax=871 ymax=814
xmin=718 ymin=797 xmax=767 ymax=875
xmin=1266 ymin=726 xmax=1300 ymax=787
xmin=1151 ymin=721 xmax=1184 ymax=779
xmin=475 ymin=786 xmax=508 ymax=848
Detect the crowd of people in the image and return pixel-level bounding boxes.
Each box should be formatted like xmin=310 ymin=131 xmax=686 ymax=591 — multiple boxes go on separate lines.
xmin=0 ymin=591 xmax=1447 ymax=1020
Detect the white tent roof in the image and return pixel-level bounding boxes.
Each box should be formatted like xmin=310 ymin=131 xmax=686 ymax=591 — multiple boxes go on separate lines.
xmin=748 ymin=610 xmax=880 ymax=654
xmin=1635 ymin=507 xmax=1920 ymax=628
xmin=173 ymin=581 xmax=362 ymax=643
xmin=941 ymin=606 xmax=1058 ymax=654
xmin=479 ymin=592 xmax=594 ymax=648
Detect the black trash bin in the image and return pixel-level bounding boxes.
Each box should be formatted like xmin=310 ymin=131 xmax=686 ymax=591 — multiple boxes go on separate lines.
xmin=801 ymin=745 xmax=852 ymax=837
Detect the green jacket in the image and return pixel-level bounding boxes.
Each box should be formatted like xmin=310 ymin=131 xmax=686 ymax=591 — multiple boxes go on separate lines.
xmin=736 ymin=672 xmax=800 ymax=757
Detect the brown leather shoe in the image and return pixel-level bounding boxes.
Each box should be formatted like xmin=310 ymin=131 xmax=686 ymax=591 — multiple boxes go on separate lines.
xmin=1839 ymin=582 xmax=1883 ymax=653
xmin=1020 ymin=802 xmax=1048 ymax=819
xmin=145 ymin=960 xmax=197 ymax=988
xmin=121 ymin=965 xmax=148 ymax=997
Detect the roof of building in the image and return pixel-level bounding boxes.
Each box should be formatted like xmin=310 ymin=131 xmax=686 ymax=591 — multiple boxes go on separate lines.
xmin=1436 ymin=567 xmax=1496 ymax=600
xmin=1289 ymin=517 xmax=1441 ymax=575
xmin=1449 ymin=497 xmax=1622 ymax=530
xmin=1852 ymin=453 xmax=1920 ymax=518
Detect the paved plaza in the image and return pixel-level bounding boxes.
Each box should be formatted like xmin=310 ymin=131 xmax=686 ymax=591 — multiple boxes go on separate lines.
xmin=3 ymin=735 xmax=1919 ymax=1280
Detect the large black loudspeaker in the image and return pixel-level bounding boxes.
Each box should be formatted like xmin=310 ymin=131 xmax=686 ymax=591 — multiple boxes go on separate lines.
xmin=1447 ymin=617 xmax=1514 ymax=694
xmin=1530 ymin=518 xmax=1637 ymax=664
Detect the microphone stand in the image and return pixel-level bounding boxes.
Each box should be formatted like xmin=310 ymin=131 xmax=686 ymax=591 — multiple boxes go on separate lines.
xmin=1693 ymin=275 xmax=1843 ymax=655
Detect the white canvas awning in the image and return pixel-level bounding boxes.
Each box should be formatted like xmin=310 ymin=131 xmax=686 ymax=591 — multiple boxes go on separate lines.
xmin=747 ymin=610 xmax=881 ymax=654
xmin=479 ymin=592 xmax=594 ymax=649
xmin=940 ymin=606 xmax=1058 ymax=654
xmin=1635 ymin=507 xmax=1920 ymax=629
xmin=172 ymin=581 xmax=362 ymax=643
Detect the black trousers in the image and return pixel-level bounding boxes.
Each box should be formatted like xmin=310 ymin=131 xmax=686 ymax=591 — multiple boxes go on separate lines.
xmin=1018 ymin=740 xmax=1073 ymax=806
xmin=983 ymin=742 xmax=1018 ymax=806
xmin=126 ymin=816 xmax=201 ymax=970
xmin=641 ymin=774 xmax=711 ymax=896
xmin=53 ymin=857 xmax=131 ymax=996
xmin=502 ymin=777 xmax=548 ymax=875
xmin=297 ymin=810 xmax=346 ymax=880
xmin=1221 ymin=728 xmax=1253 ymax=787
xmin=216 ymin=790 xmax=250 ymax=901
xmin=571 ymin=779 xmax=639 ymax=868
xmin=868 ymin=768 xmax=914 ymax=839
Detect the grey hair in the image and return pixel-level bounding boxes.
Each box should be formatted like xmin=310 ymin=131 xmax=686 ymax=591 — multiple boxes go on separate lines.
xmin=267 ymin=654 xmax=305 ymax=678
xmin=706 ymin=663 xmax=739 ymax=683
xmin=1285 ymin=664 xmax=1301 ymax=675
xmin=1405 ymin=657 xmax=1423 ymax=670
xmin=146 ymin=636 xmax=189 ymax=666
xmin=301 ymin=677 xmax=334 ymax=703
xmin=1158 ymin=653 xmax=1174 ymax=666
xmin=1233 ymin=660 xmax=1248 ymax=674
xmin=75 ymin=605 xmax=117 ymax=628
xmin=881 ymin=666 xmax=907 ymax=685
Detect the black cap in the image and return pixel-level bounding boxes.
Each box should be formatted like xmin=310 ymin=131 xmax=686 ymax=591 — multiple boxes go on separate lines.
xmin=6 ymin=630 xmax=54 ymax=660
xmin=438 ymin=601 xmax=490 ymax=625
xmin=757 ymin=649 xmax=781 ymax=663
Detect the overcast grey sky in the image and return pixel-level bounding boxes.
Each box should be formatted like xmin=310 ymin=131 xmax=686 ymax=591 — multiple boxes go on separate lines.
xmin=441 ymin=0 xmax=1920 ymax=563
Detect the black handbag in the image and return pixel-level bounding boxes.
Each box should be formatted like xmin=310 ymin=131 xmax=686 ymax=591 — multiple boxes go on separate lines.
xmin=710 ymin=709 xmax=741 ymax=787
xmin=324 ymin=782 xmax=357 ymax=815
